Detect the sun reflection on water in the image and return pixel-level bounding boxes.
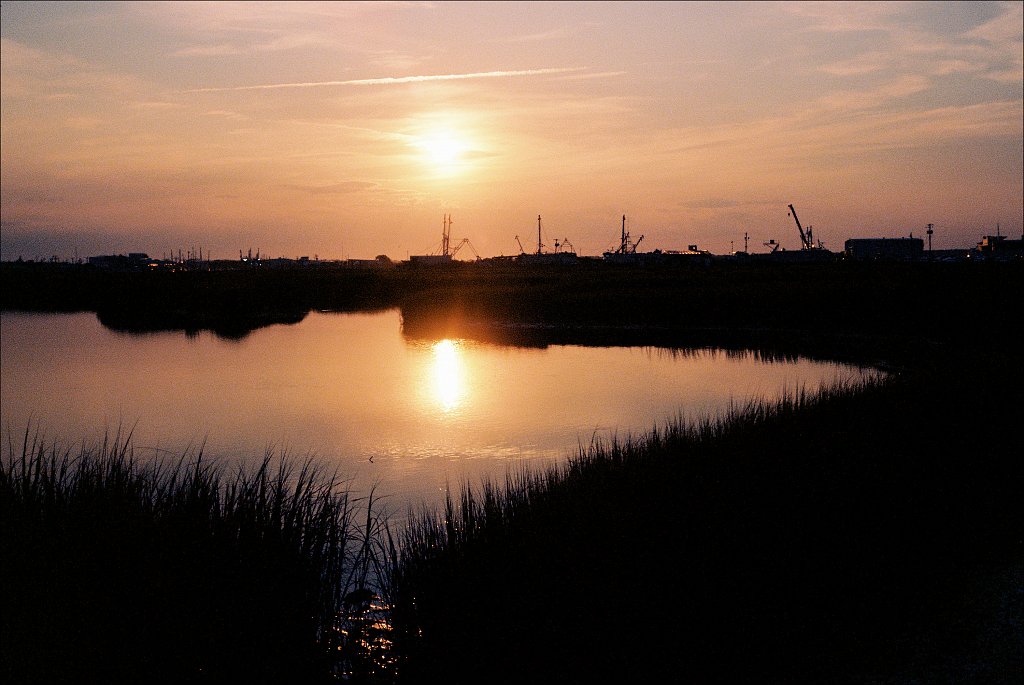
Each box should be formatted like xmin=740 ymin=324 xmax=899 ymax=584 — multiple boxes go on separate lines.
xmin=431 ymin=339 xmax=465 ymax=413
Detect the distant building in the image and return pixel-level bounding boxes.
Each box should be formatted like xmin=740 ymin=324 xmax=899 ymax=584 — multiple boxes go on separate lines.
xmin=844 ymin=238 xmax=923 ymax=261
xmin=409 ymin=254 xmax=453 ymax=266
xmin=344 ymin=255 xmax=394 ymax=269
xmin=88 ymin=253 xmax=154 ymax=269
xmin=975 ymin=235 xmax=1024 ymax=260
xmin=516 ymin=252 xmax=578 ymax=265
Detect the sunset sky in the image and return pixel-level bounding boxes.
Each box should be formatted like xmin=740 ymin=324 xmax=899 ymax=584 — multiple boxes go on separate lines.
xmin=2 ymin=1 xmax=1021 ymax=261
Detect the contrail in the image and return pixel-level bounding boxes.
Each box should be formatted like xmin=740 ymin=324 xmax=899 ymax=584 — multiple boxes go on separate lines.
xmin=185 ymin=67 xmax=585 ymax=93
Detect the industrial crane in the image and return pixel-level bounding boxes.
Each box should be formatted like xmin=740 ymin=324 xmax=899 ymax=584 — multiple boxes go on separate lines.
xmin=610 ymin=215 xmax=643 ymax=254
xmin=787 ymin=204 xmax=814 ymax=250
xmin=450 ymin=238 xmax=479 ymax=260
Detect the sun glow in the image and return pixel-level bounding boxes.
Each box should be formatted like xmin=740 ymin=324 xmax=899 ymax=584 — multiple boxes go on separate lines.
xmin=412 ymin=127 xmax=471 ymax=176
xmin=421 ymin=134 xmax=464 ymax=165
xmin=431 ymin=339 xmax=466 ymax=412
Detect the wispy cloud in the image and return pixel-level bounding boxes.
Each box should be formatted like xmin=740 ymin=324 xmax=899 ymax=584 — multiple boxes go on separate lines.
xmin=555 ymin=70 xmax=627 ymax=82
xmin=819 ymin=51 xmax=892 ymax=77
xmin=816 ymin=75 xmax=932 ymax=111
xmin=183 ymin=67 xmax=586 ymax=93
xmin=172 ymin=44 xmax=246 ymax=57
xmin=295 ymin=181 xmax=380 ymax=195
xmin=679 ymin=198 xmax=741 ymax=210
xmin=966 ymin=2 xmax=1024 ymax=43
xmin=503 ymin=28 xmax=569 ymax=43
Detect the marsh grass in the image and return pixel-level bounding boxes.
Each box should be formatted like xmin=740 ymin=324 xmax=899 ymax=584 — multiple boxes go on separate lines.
xmin=0 ymin=430 xmax=391 ymax=683
xmin=388 ymin=369 xmax=1022 ymax=683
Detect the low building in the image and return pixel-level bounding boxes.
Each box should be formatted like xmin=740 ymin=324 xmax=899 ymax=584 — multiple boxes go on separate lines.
xmin=844 ymin=238 xmax=923 ymax=261
xmin=88 ymin=253 xmax=155 ymax=270
xmin=975 ymin=235 xmax=1024 ymax=260
xmin=516 ymin=252 xmax=578 ymax=265
xmin=409 ymin=254 xmax=453 ymax=266
xmin=344 ymin=255 xmax=394 ymax=269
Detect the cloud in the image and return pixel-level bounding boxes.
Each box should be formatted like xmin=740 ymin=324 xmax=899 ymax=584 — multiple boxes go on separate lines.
xmin=172 ymin=43 xmax=245 ymax=57
xmin=503 ymin=28 xmax=569 ymax=44
xmin=131 ymin=101 xmax=183 ymax=110
xmin=201 ymin=110 xmax=250 ymax=121
xmin=819 ymin=51 xmax=892 ymax=76
xmin=183 ymin=67 xmax=586 ymax=93
xmin=816 ymin=75 xmax=932 ymax=111
xmin=555 ymin=70 xmax=628 ymax=82
xmin=965 ymin=2 xmax=1024 ymax=44
xmin=299 ymin=181 xmax=380 ymax=195
xmin=679 ymin=199 xmax=741 ymax=210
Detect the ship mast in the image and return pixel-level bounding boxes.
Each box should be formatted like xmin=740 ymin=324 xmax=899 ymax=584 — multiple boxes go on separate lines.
xmin=442 ymin=214 xmax=452 ymax=257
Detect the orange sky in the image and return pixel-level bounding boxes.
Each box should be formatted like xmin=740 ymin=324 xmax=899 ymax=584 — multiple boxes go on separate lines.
xmin=2 ymin=1 xmax=1021 ymax=260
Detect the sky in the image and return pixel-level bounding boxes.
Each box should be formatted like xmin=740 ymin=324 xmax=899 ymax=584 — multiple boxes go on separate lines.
xmin=1 ymin=1 xmax=1021 ymax=261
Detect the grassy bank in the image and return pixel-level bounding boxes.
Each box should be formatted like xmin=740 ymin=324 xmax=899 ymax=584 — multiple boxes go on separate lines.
xmin=388 ymin=360 xmax=1022 ymax=683
xmin=0 ymin=435 xmax=391 ymax=684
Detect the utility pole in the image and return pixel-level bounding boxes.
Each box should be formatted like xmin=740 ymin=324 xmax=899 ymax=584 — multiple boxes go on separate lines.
xmin=926 ymin=223 xmax=934 ymax=257
xmin=744 ymin=232 xmax=749 ymax=253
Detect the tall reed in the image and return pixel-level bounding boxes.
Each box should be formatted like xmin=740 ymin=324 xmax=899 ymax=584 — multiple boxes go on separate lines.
xmin=0 ymin=429 xmax=389 ymax=683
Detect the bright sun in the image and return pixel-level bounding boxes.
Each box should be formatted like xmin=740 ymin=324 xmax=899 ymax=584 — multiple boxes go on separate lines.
xmin=414 ymin=129 xmax=468 ymax=174
xmin=422 ymin=134 xmax=464 ymax=164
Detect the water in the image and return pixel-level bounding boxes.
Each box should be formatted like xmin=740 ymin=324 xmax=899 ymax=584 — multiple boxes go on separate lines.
xmin=1 ymin=309 xmax=871 ymax=513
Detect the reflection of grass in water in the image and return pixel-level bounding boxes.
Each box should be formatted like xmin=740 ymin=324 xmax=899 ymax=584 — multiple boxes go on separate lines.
xmin=388 ymin=368 xmax=1022 ymax=683
xmin=0 ymin=431 xmax=393 ymax=683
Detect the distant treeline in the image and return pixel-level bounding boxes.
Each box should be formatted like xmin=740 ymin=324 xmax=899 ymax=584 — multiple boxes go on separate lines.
xmin=2 ymin=260 xmax=1020 ymax=356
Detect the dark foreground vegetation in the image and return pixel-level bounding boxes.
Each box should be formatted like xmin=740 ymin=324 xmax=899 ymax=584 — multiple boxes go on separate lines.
xmin=391 ymin=366 xmax=1021 ymax=683
xmin=2 ymin=260 xmax=1021 ymax=682
xmin=0 ymin=439 xmax=392 ymax=683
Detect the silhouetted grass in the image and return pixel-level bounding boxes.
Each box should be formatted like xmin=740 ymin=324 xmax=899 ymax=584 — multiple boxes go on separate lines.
xmin=388 ymin=363 xmax=1022 ymax=683
xmin=0 ymin=432 xmax=391 ymax=684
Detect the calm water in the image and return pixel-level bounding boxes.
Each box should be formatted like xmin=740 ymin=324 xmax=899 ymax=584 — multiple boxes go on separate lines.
xmin=1 ymin=310 xmax=871 ymax=512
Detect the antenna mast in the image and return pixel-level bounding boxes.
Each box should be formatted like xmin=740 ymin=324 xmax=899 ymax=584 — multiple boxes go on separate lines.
xmin=537 ymin=215 xmax=543 ymax=255
xmin=442 ymin=214 xmax=452 ymax=257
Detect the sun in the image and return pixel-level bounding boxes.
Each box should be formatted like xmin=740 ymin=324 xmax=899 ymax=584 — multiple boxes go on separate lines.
xmin=413 ymin=128 xmax=469 ymax=175
xmin=420 ymin=133 xmax=465 ymax=165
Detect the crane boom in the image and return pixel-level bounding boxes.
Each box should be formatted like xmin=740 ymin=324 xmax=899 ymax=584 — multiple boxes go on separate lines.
xmin=787 ymin=204 xmax=811 ymax=250
xmin=451 ymin=238 xmax=479 ymax=260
